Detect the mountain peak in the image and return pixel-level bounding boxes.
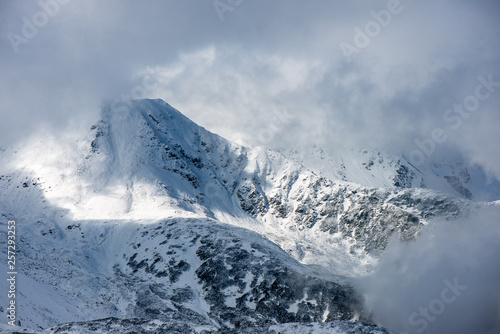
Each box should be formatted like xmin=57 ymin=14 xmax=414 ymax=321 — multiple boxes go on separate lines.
xmin=1 ymin=98 xmax=497 ymax=332
xmin=93 ymin=98 xmax=220 ymax=169
xmin=84 ymin=98 xmax=248 ymax=220
xmin=109 ymin=98 xmax=190 ymax=122
xmin=99 ymin=98 xmax=205 ymax=146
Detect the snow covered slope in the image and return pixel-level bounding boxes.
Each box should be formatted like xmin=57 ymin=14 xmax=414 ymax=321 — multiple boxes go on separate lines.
xmin=281 ymin=147 xmax=500 ymax=201
xmin=0 ymin=99 xmax=493 ymax=333
xmin=0 ymin=215 xmax=367 ymax=330
xmin=1 ymin=99 xmax=478 ymax=276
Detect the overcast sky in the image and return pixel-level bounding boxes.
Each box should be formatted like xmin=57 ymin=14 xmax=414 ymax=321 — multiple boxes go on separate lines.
xmin=1 ymin=0 xmax=500 ymax=176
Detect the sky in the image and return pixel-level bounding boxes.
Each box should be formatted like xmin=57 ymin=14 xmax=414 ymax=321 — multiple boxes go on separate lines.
xmin=1 ymin=0 xmax=500 ymax=177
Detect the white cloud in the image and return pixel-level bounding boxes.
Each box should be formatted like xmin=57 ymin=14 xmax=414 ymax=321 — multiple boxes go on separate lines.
xmin=357 ymin=206 xmax=500 ymax=334
xmin=0 ymin=0 xmax=499 ymax=178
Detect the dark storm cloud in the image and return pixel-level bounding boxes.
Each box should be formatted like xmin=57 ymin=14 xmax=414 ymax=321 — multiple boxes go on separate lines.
xmin=0 ymin=0 xmax=499 ymax=175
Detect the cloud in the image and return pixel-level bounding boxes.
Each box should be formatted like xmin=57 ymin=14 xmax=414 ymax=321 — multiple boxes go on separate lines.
xmin=0 ymin=0 xmax=499 ymax=177
xmin=357 ymin=205 xmax=500 ymax=334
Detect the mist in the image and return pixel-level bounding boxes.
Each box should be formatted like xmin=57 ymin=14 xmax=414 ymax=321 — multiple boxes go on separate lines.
xmin=1 ymin=0 xmax=500 ymax=178
xmin=357 ymin=206 xmax=500 ymax=334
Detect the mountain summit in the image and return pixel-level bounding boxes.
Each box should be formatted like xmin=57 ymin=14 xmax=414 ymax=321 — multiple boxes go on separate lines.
xmin=0 ymin=99 xmax=494 ymax=333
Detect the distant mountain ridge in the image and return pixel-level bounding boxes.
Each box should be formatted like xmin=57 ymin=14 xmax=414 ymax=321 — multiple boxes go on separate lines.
xmin=280 ymin=146 xmax=500 ymax=202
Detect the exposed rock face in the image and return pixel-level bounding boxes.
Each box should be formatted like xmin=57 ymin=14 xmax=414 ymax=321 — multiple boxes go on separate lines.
xmin=444 ymin=175 xmax=472 ymax=199
xmin=393 ymin=163 xmax=415 ymax=188
xmin=0 ymin=99 xmax=491 ymax=333
xmin=122 ymin=220 xmax=363 ymax=327
xmin=41 ymin=316 xmax=394 ymax=334
xmin=77 ymin=99 xmax=474 ymax=273
xmin=5 ymin=217 xmax=366 ymax=332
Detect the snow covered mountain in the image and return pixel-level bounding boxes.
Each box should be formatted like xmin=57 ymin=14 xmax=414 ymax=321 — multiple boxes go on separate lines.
xmin=281 ymin=147 xmax=500 ymax=202
xmin=0 ymin=99 xmax=495 ymax=333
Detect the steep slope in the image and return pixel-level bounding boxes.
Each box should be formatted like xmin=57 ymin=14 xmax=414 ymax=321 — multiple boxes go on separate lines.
xmin=231 ymin=148 xmax=478 ymax=273
xmin=2 ymin=99 xmax=479 ymax=277
xmin=281 ymin=147 xmax=500 ymax=201
xmin=0 ymin=99 xmax=492 ymax=332
xmin=0 ymin=215 xmax=366 ymax=330
xmin=0 ymin=99 xmax=378 ymax=331
xmin=82 ymin=100 xmax=482 ymax=276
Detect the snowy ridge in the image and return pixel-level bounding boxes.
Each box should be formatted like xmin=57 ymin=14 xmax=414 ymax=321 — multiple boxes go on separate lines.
xmin=2 ymin=99 xmax=478 ymax=276
xmin=0 ymin=99 xmax=494 ymax=333
xmin=281 ymin=147 xmax=500 ymax=202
